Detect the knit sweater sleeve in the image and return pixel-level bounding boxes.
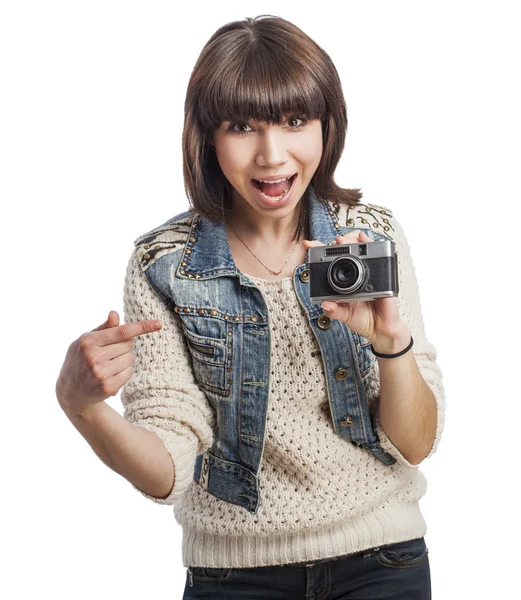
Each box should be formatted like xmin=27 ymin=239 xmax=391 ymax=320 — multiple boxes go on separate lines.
xmin=119 ymin=249 xmax=216 ymax=504
xmin=367 ymin=212 xmax=446 ymax=468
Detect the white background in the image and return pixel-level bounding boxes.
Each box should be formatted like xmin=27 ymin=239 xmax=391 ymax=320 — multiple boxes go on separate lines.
xmin=1 ymin=1 xmax=519 ymax=598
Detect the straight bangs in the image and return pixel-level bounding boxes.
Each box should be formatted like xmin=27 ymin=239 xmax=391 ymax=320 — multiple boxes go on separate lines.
xmin=197 ymin=46 xmax=327 ymax=131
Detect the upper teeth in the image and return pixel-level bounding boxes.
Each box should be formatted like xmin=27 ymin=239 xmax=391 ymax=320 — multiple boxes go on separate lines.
xmin=256 ymin=176 xmax=292 ymax=184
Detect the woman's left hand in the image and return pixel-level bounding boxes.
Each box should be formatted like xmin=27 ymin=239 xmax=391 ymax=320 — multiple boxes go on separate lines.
xmin=302 ymin=231 xmax=407 ymax=346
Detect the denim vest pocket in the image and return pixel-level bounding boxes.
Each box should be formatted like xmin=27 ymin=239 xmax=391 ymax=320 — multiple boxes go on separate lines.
xmin=181 ymin=325 xmax=231 ymax=397
xmin=353 ymin=332 xmax=376 ymax=378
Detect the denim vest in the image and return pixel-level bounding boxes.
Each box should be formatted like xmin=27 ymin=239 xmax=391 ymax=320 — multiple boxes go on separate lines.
xmin=134 ymin=187 xmax=397 ymax=515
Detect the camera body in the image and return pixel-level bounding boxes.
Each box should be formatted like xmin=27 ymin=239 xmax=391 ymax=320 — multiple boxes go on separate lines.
xmin=308 ymin=239 xmax=399 ymax=304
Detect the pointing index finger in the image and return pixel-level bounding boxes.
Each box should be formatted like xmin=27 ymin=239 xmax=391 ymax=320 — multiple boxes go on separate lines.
xmin=98 ymin=319 xmax=162 ymax=346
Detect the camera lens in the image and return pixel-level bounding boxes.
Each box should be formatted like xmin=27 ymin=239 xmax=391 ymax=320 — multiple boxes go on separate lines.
xmin=333 ymin=260 xmax=358 ymax=287
xmin=328 ymin=257 xmax=365 ymax=293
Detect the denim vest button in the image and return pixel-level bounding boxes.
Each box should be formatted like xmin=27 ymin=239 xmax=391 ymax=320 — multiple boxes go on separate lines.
xmin=317 ymin=315 xmax=331 ymax=329
xmin=299 ymin=269 xmax=310 ymax=283
xmin=251 ymin=316 xmax=258 ymax=322
xmin=335 ymin=368 xmax=349 ymax=380
xmin=341 ymin=416 xmax=354 ymax=427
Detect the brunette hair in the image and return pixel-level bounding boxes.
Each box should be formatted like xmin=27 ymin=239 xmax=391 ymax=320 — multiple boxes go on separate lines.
xmin=182 ymin=14 xmax=363 ymax=242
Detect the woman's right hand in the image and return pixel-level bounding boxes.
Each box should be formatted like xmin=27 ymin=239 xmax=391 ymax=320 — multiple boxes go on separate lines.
xmin=56 ymin=310 xmax=162 ymax=417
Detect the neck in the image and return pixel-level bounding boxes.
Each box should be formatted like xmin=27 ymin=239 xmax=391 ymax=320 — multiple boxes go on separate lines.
xmin=224 ymin=200 xmax=302 ymax=246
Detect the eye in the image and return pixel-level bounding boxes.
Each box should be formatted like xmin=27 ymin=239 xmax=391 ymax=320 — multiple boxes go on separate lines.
xmin=287 ymin=116 xmax=308 ymax=130
xmin=226 ymin=122 xmax=252 ymax=136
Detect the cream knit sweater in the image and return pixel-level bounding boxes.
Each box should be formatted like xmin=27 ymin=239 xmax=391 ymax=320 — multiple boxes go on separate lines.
xmin=120 ymin=202 xmax=445 ymax=569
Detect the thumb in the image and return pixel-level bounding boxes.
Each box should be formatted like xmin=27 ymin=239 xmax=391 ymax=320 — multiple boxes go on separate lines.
xmin=91 ymin=310 xmax=120 ymax=332
xmin=302 ymin=239 xmax=325 ymax=248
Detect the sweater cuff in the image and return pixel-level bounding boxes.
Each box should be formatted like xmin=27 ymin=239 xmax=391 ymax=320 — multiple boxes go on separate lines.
xmin=130 ymin=423 xmax=198 ymax=505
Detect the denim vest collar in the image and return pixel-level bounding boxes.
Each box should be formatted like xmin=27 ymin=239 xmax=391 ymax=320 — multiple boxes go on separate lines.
xmin=177 ymin=186 xmax=340 ymax=282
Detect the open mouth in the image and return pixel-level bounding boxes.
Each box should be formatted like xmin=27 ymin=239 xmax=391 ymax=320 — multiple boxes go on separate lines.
xmin=251 ymin=174 xmax=297 ymax=201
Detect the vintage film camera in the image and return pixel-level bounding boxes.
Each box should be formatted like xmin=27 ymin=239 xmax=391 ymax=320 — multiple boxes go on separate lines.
xmin=308 ymin=238 xmax=399 ymax=304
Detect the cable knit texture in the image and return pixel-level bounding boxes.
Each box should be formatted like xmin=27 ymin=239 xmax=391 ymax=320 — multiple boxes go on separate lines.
xmin=120 ymin=201 xmax=445 ymax=568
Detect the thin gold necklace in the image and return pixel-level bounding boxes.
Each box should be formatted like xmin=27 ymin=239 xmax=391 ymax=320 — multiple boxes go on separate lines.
xmin=227 ymin=221 xmax=300 ymax=276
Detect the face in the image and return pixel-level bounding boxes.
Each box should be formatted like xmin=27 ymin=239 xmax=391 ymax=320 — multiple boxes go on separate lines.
xmin=211 ymin=115 xmax=323 ymax=218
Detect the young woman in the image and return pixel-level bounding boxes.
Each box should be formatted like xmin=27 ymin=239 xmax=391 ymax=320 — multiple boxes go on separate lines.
xmin=56 ymin=14 xmax=445 ymax=599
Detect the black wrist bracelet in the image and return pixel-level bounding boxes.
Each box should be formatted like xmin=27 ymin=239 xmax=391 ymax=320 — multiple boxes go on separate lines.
xmin=370 ymin=336 xmax=414 ymax=359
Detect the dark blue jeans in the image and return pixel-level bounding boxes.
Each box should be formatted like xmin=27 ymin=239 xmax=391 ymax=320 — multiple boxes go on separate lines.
xmin=183 ymin=536 xmax=430 ymax=599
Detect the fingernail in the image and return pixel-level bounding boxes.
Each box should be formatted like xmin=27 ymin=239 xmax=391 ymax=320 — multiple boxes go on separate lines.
xmin=322 ymin=304 xmax=332 ymax=312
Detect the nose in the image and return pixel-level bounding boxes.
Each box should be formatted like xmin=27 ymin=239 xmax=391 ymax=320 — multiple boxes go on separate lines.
xmin=255 ymin=127 xmax=288 ymax=167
